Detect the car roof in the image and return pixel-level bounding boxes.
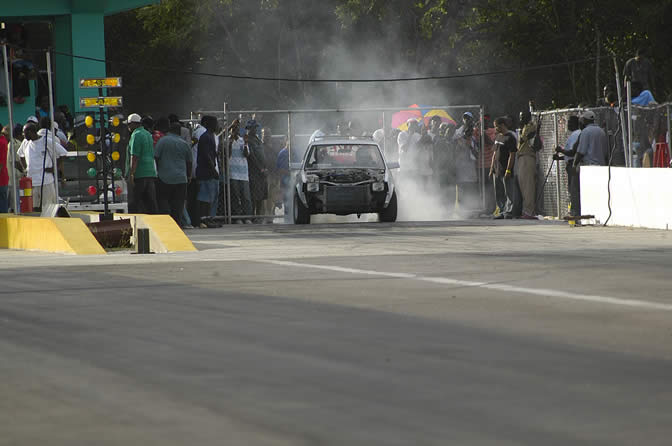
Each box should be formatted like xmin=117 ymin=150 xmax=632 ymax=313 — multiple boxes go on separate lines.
xmin=310 ymin=136 xmax=380 ymax=147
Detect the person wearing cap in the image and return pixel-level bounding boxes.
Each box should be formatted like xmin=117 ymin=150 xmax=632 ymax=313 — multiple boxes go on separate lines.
xmin=516 ymin=111 xmax=538 ymax=219
xmin=554 ymin=115 xmax=582 ymax=217
xmin=18 ymin=118 xmax=68 ymax=211
xmin=574 ymin=110 xmax=608 ymax=168
xmin=565 ymin=111 xmax=607 ymax=217
xmin=126 ymin=113 xmax=158 ymax=214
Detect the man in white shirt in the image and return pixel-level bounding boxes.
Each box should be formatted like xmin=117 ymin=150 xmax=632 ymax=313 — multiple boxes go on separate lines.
xmin=18 ymin=118 xmax=68 ymax=210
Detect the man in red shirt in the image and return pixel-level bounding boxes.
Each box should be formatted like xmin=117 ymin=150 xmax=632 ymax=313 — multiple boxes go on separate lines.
xmin=0 ymin=124 xmax=9 ymax=213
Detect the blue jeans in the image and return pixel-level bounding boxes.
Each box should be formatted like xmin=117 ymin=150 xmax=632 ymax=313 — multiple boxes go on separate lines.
xmin=0 ymin=186 xmax=8 ymax=213
xmin=181 ymin=205 xmax=192 ymax=226
xmin=197 ymin=178 xmax=219 ymax=216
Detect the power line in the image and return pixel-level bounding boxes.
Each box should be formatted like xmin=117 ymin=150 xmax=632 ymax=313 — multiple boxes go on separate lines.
xmin=50 ymin=49 xmax=616 ymax=83
xmin=15 ymin=45 xmax=616 ymax=83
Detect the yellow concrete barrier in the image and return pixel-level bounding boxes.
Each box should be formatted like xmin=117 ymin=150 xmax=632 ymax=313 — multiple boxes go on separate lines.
xmin=0 ymin=215 xmax=106 ymax=255
xmin=115 ymin=214 xmax=196 ymax=253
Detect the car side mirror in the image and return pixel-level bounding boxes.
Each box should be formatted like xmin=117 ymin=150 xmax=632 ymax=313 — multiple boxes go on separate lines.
xmin=386 ymin=161 xmax=400 ymax=169
xmin=289 ymin=162 xmax=302 ymax=170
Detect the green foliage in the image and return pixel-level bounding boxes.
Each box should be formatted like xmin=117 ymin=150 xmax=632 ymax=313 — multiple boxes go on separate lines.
xmin=105 ymin=0 xmax=672 ymax=113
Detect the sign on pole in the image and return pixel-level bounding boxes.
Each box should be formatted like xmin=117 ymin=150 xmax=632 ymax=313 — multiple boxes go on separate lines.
xmin=79 ymin=97 xmax=123 ymax=108
xmin=79 ymin=77 xmax=123 ymax=88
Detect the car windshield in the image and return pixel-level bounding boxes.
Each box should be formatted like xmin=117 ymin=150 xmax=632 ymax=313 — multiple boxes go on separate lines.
xmin=305 ymin=144 xmax=385 ymax=169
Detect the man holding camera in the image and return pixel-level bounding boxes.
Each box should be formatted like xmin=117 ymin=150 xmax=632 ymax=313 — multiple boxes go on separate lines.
xmin=554 ymin=115 xmax=582 ymax=217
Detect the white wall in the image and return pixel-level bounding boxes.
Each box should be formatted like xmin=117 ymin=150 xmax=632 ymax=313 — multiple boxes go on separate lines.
xmin=581 ymin=166 xmax=672 ymax=230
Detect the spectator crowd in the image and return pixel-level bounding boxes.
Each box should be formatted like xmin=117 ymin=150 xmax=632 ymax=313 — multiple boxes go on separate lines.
xmin=0 ymin=48 xmax=666 ymax=224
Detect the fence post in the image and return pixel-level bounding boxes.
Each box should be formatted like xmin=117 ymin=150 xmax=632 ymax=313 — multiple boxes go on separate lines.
xmin=626 ymin=81 xmax=633 ymax=167
xmin=2 ymin=44 xmax=18 ymax=214
xmin=613 ymin=57 xmax=628 ymax=167
xmin=46 ymin=50 xmax=60 ymax=202
xmin=479 ymin=106 xmax=486 ymax=209
xmin=667 ymin=105 xmax=671 ymax=164
xmin=381 ymin=111 xmax=386 ymax=156
xmin=287 ymin=111 xmax=292 ymax=164
xmin=225 ymin=110 xmax=232 ymax=224
xmin=554 ymin=112 xmax=561 ymax=217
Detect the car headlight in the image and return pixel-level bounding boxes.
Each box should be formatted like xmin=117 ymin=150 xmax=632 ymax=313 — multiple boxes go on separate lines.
xmin=372 ymin=182 xmax=385 ymax=192
xmin=307 ymin=182 xmax=319 ymax=192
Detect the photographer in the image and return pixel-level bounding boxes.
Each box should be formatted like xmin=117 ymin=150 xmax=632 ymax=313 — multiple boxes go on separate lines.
xmin=554 ymin=115 xmax=581 ymax=217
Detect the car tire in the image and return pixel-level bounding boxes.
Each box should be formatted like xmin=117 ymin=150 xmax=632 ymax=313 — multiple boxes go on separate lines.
xmin=378 ymin=191 xmax=397 ymax=223
xmin=293 ymin=193 xmax=310 ymax=224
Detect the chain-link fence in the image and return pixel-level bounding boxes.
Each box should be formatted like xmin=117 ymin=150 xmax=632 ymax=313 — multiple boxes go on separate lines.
xmin=534 ymin=102 xmax=671 ymax=217
xmin=190 ymin=105 xmax=491 ymax=223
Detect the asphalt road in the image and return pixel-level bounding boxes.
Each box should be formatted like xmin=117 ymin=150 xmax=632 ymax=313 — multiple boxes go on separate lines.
xmin=1 ymin=220 xmax=672 ymax=445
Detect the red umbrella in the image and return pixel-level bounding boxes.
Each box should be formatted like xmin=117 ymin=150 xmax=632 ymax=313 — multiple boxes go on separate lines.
xmin=391 ymin=108 xmax=422 ymax=130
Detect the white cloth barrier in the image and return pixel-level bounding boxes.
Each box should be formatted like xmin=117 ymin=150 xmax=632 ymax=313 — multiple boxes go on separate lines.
xmin=581 ymin=166 xmax=672 ymax=230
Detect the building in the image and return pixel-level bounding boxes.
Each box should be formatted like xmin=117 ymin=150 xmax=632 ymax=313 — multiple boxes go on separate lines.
xmin=1 ymin=0 xmax=157 ymax=126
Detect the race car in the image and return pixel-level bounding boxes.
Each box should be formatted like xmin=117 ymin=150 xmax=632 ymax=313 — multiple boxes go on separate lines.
xmin=291 ymin=136 xmax=398 ymax=224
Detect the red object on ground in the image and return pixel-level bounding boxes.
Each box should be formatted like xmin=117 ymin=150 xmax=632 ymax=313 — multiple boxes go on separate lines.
xmin=87 ymin=185 xmax=97 ymax=196
xmin=653 ymin=136 xmax=670 ymax=167
xmin=19 ymin=176 xmax=33 ymax=213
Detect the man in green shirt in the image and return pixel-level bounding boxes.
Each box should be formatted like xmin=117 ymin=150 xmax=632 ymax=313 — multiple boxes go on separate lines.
xmin=155 ymin=123 xmax=193 ymax=226
xmin=126 ymin=113 xmax=158 ymax=214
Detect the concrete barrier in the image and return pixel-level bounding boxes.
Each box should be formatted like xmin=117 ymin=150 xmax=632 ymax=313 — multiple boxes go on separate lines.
xmin=0 ymin=215 xmax=106 ymax=255
xmin=581 ymin=166 xmax=672 ymax=230
xmin=114 ymin=214 xmax=197 ymax=253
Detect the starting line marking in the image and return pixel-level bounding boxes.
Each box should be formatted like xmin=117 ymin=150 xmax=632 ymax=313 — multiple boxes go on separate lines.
xmin=259 ymin=260 xmax=672 ymax=311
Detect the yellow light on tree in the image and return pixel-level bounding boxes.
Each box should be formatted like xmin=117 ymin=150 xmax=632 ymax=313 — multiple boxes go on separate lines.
xmin=111 ymin=116 xmax=120 ymax=127
xmin=111 ymin=151 xmax=120 ymax=161
xmin=86 ymin=134 xmax=95 ymax=145
xmin=87 ymin=151 xmax=96 ymax=162
xmin=112 ymin=133 xmax=121 ymax=143
xmin=85 ymin=116 xmax=94 ymax=128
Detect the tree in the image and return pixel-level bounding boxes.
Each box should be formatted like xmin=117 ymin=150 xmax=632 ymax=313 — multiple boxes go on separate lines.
xmin=104 ymin=0 xmax=672 ymax=115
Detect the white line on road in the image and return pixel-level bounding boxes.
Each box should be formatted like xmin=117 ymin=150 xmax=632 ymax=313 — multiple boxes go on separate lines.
xmin=260 ymin=259 xmax=672 ymax=311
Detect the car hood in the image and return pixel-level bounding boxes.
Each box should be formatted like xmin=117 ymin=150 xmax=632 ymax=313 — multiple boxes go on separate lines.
xmin=307 ymin=168 xmax=384 ymax=184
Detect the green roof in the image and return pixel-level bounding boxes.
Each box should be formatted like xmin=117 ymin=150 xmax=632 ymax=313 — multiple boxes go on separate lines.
xmin=1 ymin=0 xmax=158 ymax=17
